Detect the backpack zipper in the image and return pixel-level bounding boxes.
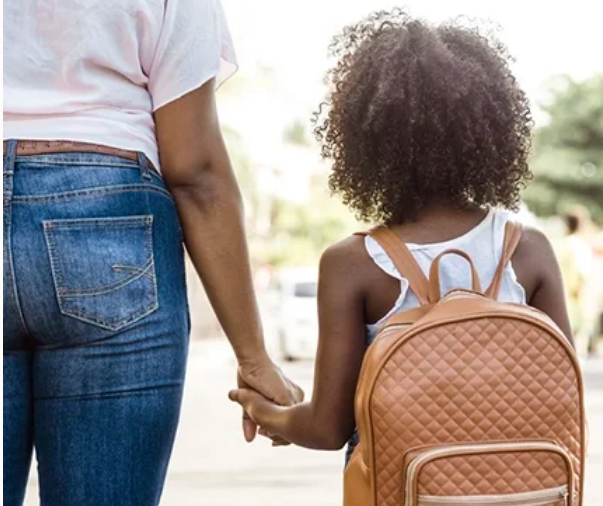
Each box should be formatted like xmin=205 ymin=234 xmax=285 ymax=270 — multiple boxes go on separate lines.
xmin=417 ymin=485 xmax=568 ymax=506
xmin=404 ymin=441 xmax=574 ymax=506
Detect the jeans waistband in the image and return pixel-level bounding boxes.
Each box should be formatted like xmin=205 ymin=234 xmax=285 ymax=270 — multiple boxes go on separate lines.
xmin=3 ymin=140 xmax=154 ymax=182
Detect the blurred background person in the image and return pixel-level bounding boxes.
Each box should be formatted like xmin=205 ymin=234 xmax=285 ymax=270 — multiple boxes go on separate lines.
xmin=558 ymin=208 xmax=595 ymax=356
xmin=583 ymin=218 xmax=603 ymax=356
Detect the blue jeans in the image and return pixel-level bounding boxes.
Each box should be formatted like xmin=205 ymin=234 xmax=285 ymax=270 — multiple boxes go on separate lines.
xmin=3 ymin=141 xmax=190 ymax=506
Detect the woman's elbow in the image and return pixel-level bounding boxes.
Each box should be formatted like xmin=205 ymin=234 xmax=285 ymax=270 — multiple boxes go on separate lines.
xmin=165 ymin=162 xmax=243 ymax=210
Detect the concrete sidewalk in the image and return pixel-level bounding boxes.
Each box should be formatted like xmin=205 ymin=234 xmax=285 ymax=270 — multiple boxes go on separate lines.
xmin=582 ymin=356 xmax=603 ymax=505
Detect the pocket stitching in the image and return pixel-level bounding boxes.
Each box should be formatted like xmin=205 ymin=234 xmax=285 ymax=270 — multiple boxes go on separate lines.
xmin=43 ymin=215 xmax=159 ymax=331
xmin=44 ymin=215 xmax=152 ymax=228
xmin=60 ymin=258 xmax=155 ymax=297
xmin=44 ymin=223 xmax=68 ymax=296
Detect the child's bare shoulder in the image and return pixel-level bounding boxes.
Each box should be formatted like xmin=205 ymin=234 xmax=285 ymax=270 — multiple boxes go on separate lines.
xmin=319 ymin=234 xmax=380 ymax=290
xmin=323 ymin=234 xmax=368 ymax=259
xmin=320 ymin=235 xmax=371 ymax=273
xmin=515 ymin=225 xmax=555 ymax=264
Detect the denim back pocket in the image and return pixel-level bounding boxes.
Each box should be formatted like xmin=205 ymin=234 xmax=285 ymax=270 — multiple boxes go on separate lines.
xmin=43 ymin=215 xmax=158 ymax=331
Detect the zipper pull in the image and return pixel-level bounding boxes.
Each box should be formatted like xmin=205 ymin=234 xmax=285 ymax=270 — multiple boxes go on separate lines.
xmin=561 ymin=490 xmax=569 ymax=506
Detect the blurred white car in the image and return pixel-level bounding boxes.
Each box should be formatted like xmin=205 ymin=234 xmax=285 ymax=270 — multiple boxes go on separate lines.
xmin=270 ymin=268 xmax=318 ymax=361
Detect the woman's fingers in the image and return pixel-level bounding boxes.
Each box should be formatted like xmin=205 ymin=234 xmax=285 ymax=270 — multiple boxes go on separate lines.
xmin=237 ymin=360 xmax=304 ymax=409
xmin=242 ymin=410 xmax=257 ymax=442
xmin=229 ymin=388 xmax=258 ymax=441
xmin=237 ymin=372 xmax=258 ymax=442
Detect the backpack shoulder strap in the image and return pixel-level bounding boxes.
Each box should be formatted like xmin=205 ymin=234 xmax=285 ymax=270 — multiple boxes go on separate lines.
xmin=485 ymin=220 xmax=524 ymax=299
xmin=355 ymin=227 xmax=430 ymax=305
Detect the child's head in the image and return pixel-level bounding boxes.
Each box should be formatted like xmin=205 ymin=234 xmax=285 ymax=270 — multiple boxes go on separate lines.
xmin=314 ymin=10 xmax=533 ymax=225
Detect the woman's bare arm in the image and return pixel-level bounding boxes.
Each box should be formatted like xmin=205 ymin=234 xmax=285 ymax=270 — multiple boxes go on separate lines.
xmin=154 ymin=79 xmax=303 ymax=439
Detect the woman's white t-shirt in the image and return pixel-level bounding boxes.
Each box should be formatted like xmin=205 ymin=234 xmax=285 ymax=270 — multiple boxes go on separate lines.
xmin=3 ymin=0 xmax=237 ymax=170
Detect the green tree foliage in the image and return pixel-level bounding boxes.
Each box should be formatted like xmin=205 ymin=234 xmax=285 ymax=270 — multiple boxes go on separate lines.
xmin=256 ymin=182 xmax=359 ymax=267
xmin=524 ymin=75 xmax=603 ymax=222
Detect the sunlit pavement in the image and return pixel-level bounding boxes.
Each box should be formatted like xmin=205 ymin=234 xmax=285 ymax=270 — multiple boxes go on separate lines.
xmin=23 ymin=340 xmax=603 ymax=506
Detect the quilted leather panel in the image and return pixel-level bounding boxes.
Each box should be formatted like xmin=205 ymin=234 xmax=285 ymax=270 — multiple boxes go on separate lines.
xmin=418 ymin=451 xmax=567 ymax=495
xmin=371 ymin=318 xmax=582 ymax=506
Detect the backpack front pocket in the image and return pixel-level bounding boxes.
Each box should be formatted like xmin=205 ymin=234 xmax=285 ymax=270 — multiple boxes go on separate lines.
xmin=44 ymin=215 xmax=158 ymax=331
xmin=403 ymin=441 xmax=576 ymax=506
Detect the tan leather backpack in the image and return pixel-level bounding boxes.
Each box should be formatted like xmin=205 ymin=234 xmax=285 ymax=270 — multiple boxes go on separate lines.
xmin=344 ymin=222 xmax=586 ymax=506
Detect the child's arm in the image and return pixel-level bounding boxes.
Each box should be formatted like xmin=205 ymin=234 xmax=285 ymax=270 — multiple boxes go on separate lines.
xmin=230 ymin=238 xmax=369 ymax=450
xmin=514 ymin=227 xmax=574 ymax=346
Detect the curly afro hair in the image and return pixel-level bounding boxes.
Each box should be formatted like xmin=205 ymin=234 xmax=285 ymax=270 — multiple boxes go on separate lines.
xmin=313 ymin=10 xmax=533 ymax=224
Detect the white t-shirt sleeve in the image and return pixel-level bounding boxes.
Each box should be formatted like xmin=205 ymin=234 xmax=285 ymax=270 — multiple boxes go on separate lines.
xmin=149 ymin=0 xmax=237 ymax=111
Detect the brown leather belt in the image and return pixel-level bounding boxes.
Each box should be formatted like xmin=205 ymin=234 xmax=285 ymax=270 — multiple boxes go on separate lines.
xmin=3 ymin=140 xmax=156 ymax=171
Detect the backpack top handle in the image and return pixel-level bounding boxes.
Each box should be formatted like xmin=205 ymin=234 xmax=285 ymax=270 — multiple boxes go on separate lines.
xmin=428 ymin=248 xmax=483 ymax=303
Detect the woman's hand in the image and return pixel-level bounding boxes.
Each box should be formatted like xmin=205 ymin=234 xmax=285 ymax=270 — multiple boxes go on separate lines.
xmin=237 ymin=356 xmax=304 ymax=442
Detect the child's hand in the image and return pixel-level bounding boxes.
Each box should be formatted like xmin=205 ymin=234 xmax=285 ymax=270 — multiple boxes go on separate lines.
xmin=258 ymin=428 xmax=291 ymax=447
xmin=229 ymin=388 xmax=284 ymax=441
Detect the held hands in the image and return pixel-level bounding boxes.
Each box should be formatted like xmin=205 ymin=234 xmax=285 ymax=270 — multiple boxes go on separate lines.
xmin=229 ymin=387 xmax=290 ymax=446
xmin=235 ymin=355 xmax=303 ymax=444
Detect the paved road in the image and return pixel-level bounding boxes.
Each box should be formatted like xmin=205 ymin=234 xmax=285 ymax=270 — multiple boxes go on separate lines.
xmin=24 ymin=341 xmax=603 ymax=506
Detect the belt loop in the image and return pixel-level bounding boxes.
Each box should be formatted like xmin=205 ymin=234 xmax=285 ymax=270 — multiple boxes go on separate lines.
xmin=138 ymin=151 xmax=152 ymax=182
xmin=4 ymin=140 xmax=18 ymax=172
